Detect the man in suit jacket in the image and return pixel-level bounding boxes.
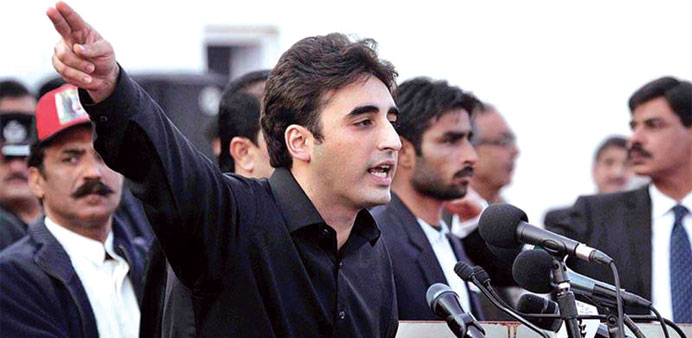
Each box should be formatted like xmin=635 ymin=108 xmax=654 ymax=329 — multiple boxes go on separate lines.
xmin=0 ymin=85 xmax=148 ymax=337
xmin=546 ymin=77 xmax=692 ymax=322
xmin=372 ymin=77 xmax=486 ymax=320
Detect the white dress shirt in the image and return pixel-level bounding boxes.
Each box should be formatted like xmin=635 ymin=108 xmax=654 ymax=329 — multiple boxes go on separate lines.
xmin=417 ymin=218 xmax=475 ymax=316
xmin=45 ymin=217 xmax=140 ymax=338
xmin=649 ymin=185 xmax=692 ymax=320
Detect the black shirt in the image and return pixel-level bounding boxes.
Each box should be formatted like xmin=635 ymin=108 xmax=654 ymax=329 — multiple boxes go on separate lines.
xmin=80 ymin=69 xmax=398 ymax=338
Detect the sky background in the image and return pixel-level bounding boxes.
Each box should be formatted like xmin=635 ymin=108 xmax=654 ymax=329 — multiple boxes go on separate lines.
xmin=3 ymin=0 xmax=692 ymax=223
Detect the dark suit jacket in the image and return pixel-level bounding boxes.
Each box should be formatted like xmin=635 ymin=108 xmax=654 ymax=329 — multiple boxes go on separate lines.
xmin=0 ymin=218 xmax=148 ymax=338
xmin=545 ymin=186 xmax=652 ymax=314
xmin=372 ymin=193 xmax=485 ymax=320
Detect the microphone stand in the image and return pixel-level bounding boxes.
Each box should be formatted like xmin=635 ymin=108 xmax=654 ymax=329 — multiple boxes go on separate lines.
xmin=551 ymin=256 xmax=585 ymax=338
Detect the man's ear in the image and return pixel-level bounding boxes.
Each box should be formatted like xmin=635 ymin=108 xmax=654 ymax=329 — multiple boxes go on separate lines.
xmin=285 ymin=124 xmax=312 ymax=163
xmin=230 ymin=137 xmax=254 ymax=172
xmin=398 ymin=137 xmax=416 ymax=170
xmin=28 ymin=167 xmax=45 ymax=199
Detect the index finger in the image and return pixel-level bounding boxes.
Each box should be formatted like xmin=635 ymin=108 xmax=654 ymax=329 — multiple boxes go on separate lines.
xmin=46 ymin=6 xmax=72 ymax=40
xmin=55 ymin=2 xmax=88 ymax=34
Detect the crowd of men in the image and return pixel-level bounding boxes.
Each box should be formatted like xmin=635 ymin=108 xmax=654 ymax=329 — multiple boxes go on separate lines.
xmin=0 ymin=2 xmax=691 ymax=337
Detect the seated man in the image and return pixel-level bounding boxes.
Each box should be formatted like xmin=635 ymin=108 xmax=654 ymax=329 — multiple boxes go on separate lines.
xmin=0 ymin=85 xmax=148 ymax=337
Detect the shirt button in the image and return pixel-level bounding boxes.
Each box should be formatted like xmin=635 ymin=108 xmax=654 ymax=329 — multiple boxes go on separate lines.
xmin=320 ymin=228 xmax=330 ymax=238
xmin=100 ymin=116 xmax=108 ymax=122
xmin=338 ymin=310 xmax=346 ymax=320
xmin=337 ymin=261 xmax=343 ymax=269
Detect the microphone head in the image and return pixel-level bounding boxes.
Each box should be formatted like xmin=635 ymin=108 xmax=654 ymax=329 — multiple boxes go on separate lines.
xmin=478 ymin=203 xmax=528 ymax=249
xmin=426 ymin=283 xmax=454 ymax=309
xmin=512 ymin=249 xmax=554 ymax=293
xmin=454 ymin=261 xmax=475 ymax=282
xmin=472 ymin=266 xmax=490 ymax=284
xmin=517 ymin=294 xmax=563 ymax=332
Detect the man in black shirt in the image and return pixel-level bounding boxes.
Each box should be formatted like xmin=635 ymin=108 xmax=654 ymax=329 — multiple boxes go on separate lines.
xmin=48 ymin=2 xmax=401 ymax=337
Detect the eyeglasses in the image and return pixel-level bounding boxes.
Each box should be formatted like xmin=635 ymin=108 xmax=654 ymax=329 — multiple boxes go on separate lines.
xmin=473 ymin=134 xmax=517 ymax=148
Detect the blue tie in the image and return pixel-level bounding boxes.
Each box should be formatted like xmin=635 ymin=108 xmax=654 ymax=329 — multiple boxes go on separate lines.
xmin=670 ymin=204 xmax=692 ymax=323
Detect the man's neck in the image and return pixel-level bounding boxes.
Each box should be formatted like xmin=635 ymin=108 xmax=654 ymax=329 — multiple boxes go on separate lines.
xmin=470 ymin=180 xmax=501 ymax=204
xmin=5 ymin=198 xmax=41 ymax=224
xmin=392 ymin=179 xmax=444 ymax=227
xmin=291 ymin=168 xmax=358 ymax=250
xmin=652 ymin=169 xmax=692 ymax=202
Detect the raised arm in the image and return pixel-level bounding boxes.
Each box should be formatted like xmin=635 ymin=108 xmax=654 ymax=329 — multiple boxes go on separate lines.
xmin=46 ymin=2 xmax=255 ymax=287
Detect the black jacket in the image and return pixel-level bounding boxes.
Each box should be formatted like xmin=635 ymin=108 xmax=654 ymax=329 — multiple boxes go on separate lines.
xmin=0 ymin=218 xmax=147 ymax=338
xmin=372 ymin=193 xmax=485 ymax=320
xmin=545 ymin=186 xmax=652 ymax=314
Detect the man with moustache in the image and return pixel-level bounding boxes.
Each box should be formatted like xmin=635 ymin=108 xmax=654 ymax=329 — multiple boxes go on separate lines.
xmin=0 ymin=85 xmax=148 ymax=337
xmin=0 ymin=113 xmax=42 ymax=250
xmin=0 ymin=81 xmax=42 ymax=250
xmin=546 ymin=77 xmax=692 ymax=322
xmin=48 ymin=3 xmax=400 ymax=337
xmin=371 ymin=77 xmax=486 ymax=319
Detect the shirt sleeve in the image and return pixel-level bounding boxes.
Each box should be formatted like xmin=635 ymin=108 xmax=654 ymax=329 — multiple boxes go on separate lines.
xmin=79 ymin=68 xmax=256 ymax=289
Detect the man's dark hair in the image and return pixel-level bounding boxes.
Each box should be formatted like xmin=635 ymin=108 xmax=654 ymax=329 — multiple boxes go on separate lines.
xmin=394 ymin=77 xmax=482 ymax=155
xmin=0 ymin=79 xmax=33 ymax=101
xmin=262 ymin=33 xmax=398 ymax=168
xmin=594 ymin=135 xmax=628 ymax=162
xmin=217 ymin=69 xmax=271 ymax=172
xmin=628 ymin=76 xmax=692 ymax=128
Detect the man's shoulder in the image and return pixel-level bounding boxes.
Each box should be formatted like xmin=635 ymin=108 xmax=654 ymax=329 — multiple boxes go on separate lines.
xmin=575 ymin=186 xmax=648 ymax=211
xmin=0 ymin=235 xmax=43 ymax=283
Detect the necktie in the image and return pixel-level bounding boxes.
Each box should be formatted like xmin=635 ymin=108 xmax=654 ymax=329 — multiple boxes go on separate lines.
xmin=670 ymin=204 xmax=692 ymax=323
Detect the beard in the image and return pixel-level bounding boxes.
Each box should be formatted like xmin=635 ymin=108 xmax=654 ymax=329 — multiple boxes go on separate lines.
xmin=410 ymin=157 xmax=470 ymax=201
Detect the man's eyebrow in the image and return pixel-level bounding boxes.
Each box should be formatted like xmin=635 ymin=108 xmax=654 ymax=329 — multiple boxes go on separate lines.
xmin=347 ymin=105 xmax=380 ymax=118
xmin=388 ymin=107 xmax=400 ymax=117
xmin=61 ymin=148 xmax=86 ymax=155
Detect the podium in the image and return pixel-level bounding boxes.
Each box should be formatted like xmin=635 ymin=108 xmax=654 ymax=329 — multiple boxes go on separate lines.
xmin=396 ymin=321 xmax=692 ymax=337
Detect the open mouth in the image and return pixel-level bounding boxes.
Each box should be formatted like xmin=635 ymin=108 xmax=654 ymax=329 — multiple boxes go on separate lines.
xmin=368 ymin=164 xmax=393 ymax=178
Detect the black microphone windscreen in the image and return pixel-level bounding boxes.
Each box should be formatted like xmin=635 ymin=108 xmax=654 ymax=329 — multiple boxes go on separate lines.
xmin=478 ymin=204 xmax=528 ymax=248
xmin=454 ymin=261 xmax=475 ymax=282
xmin=472 ymin=266 xmax=490 ymax=284
xmin=517 ymin=294 xmax=562 ymax=332
xmin=426 ymin=283 xmax=452 ymax=309
xmin=512 ymin=250 xmax=554 ymax=293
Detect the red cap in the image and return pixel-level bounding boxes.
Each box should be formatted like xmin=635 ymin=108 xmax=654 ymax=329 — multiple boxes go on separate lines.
xmin=35 ymin=85 xmax=91 ymax=144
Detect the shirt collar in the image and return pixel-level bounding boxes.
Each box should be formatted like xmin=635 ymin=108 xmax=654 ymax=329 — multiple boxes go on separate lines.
xmin=649 ymin=184 xmax=692 ymax=218
xmin=44 ymin=216 xmax=115 ymax=266
xmin=417 ymin=217 xmax=450 ymax=241
xmin=269 ymin=167 xmax=381 ymax=244
xmin=269 ymin=167 xmax=327 ymax=232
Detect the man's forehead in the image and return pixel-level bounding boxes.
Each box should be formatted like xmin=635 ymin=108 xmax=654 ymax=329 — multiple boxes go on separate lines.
xmin=324 ymin=76 xmax=395 ymax=113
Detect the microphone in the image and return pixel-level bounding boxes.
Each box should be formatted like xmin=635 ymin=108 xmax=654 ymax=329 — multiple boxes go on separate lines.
xmin=512 ymin=250 xmax=651 ymax=309
xmin=454 ymin=262 xmax=549 ymax=338
xmin=517 ymin=294 xmax=563 ymax=332
xmin=478 ymin=204 xmax=613 ymax=265
xmin=426 ymin=283 xmax=485 ymax=338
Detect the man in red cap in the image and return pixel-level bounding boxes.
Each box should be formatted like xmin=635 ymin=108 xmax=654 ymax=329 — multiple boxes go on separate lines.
xmin=0 ymin=85 xmax=148 ymax=338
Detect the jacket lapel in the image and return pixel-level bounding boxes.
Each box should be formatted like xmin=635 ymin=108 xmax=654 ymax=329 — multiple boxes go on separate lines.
xmin=623 ymin=186 xmax=652 ymax=300
xmin=390 ymin=194 xmax=446 ymax=286
xmin=30 ymin=221 xmax=99 ymax=338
